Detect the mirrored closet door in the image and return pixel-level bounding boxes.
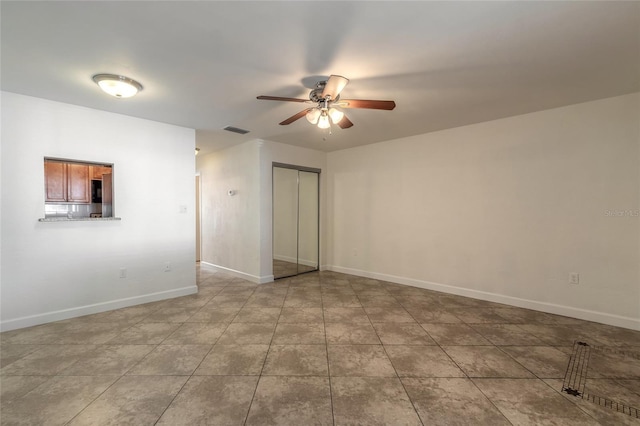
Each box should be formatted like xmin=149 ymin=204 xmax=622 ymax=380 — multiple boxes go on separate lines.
xmin=273 ymin=163 xmax=320 ymax=279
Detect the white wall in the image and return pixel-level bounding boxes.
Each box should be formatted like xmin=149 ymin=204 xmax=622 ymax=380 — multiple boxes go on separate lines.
xmin=0 ymin=92 xmax=197 ymax=331
xmin=197 ymin=140 xmax=262 ymax=281
xmin=197 ymin=139 xmax=326 ymax=282
xmin=327 ymin=93 xmax=640 ymax=330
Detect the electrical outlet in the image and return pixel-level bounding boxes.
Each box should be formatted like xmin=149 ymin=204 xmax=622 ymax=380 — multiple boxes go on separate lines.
xmin=164 ymin=262 xmax=171 ymax=272
xmin=569 ymin=272 xmax=579 ymax=285
xmin=119 ymin=268 xmax=127 ymax=278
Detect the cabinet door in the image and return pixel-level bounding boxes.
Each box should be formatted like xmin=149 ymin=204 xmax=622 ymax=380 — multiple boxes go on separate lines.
xmin=90 ymin=165 xmax=101 ymax=180
xmin=44 ymin=161 xmax=67 ymax=202
xmin=67 ymin=163 xmax=90 ymax=203
xmin=90 ymin=165 xmax=112 ymax=180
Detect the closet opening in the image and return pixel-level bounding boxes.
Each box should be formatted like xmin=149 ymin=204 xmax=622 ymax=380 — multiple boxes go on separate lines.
xmin=272 ymin=163 xmax=320 ymax=279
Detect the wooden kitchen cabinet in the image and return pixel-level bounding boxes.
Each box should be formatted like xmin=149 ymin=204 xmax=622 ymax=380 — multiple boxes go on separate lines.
xmin=90 ymin=165 xmax=111 ymax=180
xmin=44 ymin=161 xmax=67 ymax=202
xmin=44 ymin=160 xmax=90 ymax=203
xmin=67 ymin=163 xmax=90 ymax=203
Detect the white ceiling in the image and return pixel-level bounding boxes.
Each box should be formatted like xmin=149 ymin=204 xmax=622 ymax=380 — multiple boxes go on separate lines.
xmin=2 ymin=1 xmax=639 ymax=154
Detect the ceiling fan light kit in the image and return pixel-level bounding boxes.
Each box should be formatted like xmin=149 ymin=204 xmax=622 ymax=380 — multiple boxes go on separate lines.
xmin=328 ymin=108 xmax=344 ymax=123
xmin=317 ymin=111 xmax=331 ymax=129
xmin=306 ymin=108 xmax=321 ymax=124
xmin=257 ymin=74 xmax=396 ymax=131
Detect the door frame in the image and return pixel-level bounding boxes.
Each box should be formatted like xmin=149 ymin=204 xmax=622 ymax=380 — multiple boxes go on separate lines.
xmin=272 ymin=162 xmax=321 ymax=279
xmin=195 ymin=173 xmax=202 ymax=263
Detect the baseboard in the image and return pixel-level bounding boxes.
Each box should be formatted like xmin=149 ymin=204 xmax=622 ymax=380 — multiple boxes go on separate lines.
xmin=201 ymin=262 xmax=274 ymax=284
xmin=326 ymin=265 xmax=640 ymax=331
xmin=0 ymin=285 xmax=198 ymax=332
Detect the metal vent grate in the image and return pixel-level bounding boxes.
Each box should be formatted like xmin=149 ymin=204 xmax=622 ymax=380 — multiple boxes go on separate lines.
xmin=562 ymin=341 xmax=591 ymax=397
xmin=562 ymin=341 xmax=639 ymax=418
xmin=223 ymin=126 xmax=250 ymax=135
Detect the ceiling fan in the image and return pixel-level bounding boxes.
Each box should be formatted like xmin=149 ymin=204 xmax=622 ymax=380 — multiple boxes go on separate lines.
xmin=257 ymin=75 xmax=396 ymax=129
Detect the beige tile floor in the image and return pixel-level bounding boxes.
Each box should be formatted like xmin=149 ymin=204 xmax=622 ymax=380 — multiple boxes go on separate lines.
xmin=1 ymin=264 xmax=639 ymax=425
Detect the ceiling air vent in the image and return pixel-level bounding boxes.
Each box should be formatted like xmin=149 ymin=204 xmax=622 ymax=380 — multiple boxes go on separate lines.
xmin=223 ymin=126 xmax=250 ymax=135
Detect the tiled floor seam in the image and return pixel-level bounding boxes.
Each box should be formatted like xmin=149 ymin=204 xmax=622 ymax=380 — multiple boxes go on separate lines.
xmin=537 ymin=375 xmax=608 ymax=424
xmin=146 ymin=282 xmax=235 ymax=425
xmin=466 ymin=377 xmax=518 ymax=426
xmin=405 ymin=306 xmax=516 ymax=425
xmin=62 ymin=374 xmax=124 ymax=425
xmin=358 ymin=289 xmax=426 ymax=426
xmin=151 ymin=375 xmax=192 ymax=425
xmin=240 ymin=284 xmax=287 ymax=426
xmin=321 ymin=284 xmax=337 ymax=426
xmin=400 ymin=301 xmax=473 ymax=384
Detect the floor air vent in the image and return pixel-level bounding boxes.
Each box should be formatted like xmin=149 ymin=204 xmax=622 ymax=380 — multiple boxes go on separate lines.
xmin=223 ymin=126 xmax=250 ymax=135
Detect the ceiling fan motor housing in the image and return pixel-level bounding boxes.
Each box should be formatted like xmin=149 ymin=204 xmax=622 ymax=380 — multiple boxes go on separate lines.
xmin=309 ymin=80 xmax=339 ymax=104
xmin=309 ymin=84 xmax=325 ymax=103
xmin=257 ymin=74 xmax=394 ymax=129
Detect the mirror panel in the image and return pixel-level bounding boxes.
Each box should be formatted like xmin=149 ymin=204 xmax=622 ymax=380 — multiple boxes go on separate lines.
xmin=297 ymin=171 xmax=319 ymax=274
xmin=273 ymin=167 xmax=299 ymax=278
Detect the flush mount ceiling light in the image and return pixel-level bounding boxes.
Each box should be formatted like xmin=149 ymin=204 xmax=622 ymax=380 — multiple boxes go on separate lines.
xmin=92 ymin=74 xmax=143 ymax=98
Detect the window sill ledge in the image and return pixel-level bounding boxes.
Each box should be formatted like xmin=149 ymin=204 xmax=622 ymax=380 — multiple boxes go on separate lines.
xmin=38 ymin=217 xmax=122 ymax=222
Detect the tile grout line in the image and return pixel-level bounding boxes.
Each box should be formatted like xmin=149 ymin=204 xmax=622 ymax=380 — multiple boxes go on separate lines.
xmin=59 ymin=299 xmax=180 ymax=424
xmin=399 ymin=297 xmax=518 ymax=426
xmin=150 ymin=279 xmax=229 ymax=425
xmin=59 ymin=298 xmax=186 ymax=424
xmin=537 ymin=373 xmax=606 ymax=424
xmin=321 ymin=277 xmax=337 ymax=426
xmin=358 ymin=283 xmax=426 ymax=426
xmin=396 ymin=289 xmax=521 ymax=424
xmin=223 ymin=284 xmax=267 ymax=426
xmin=424 ymin=306 xmax=592 ymax=425
xmin=241 ymin=278 xmax=288 ymax=426
xmin=152 ymin=276 xmax=250 ymax=424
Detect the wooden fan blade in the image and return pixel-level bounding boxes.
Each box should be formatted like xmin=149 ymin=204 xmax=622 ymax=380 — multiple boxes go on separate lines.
xmin=339 ymin=99 xmax=396 ymax=110
xmin=322 ymin=75 xmax=349 ymax=100
xmin=257 ymin=95 xmax=309 ymax=103
xmin=279 ymin=108 xmax=313 ymax=125
xmin=337 ymin=115 xmax=353 ymax=129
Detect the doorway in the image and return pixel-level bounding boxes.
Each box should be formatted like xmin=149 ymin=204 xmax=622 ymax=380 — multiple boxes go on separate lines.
xmin=272 ymin=163 xmax=320 ymax=279
xmin=195 ymin=174 xmax=201 ymax=263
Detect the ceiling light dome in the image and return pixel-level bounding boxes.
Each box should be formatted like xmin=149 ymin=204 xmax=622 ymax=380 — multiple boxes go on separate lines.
xmin=92 ymin=74 xmax=143 ymax=98
xmin=317 ymin=111 xmax=331 ymax=129
xmin=328 ymin=108 xmax=344 ymax=124
xmin=306 ymin=108 xmax=321 ymax=124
